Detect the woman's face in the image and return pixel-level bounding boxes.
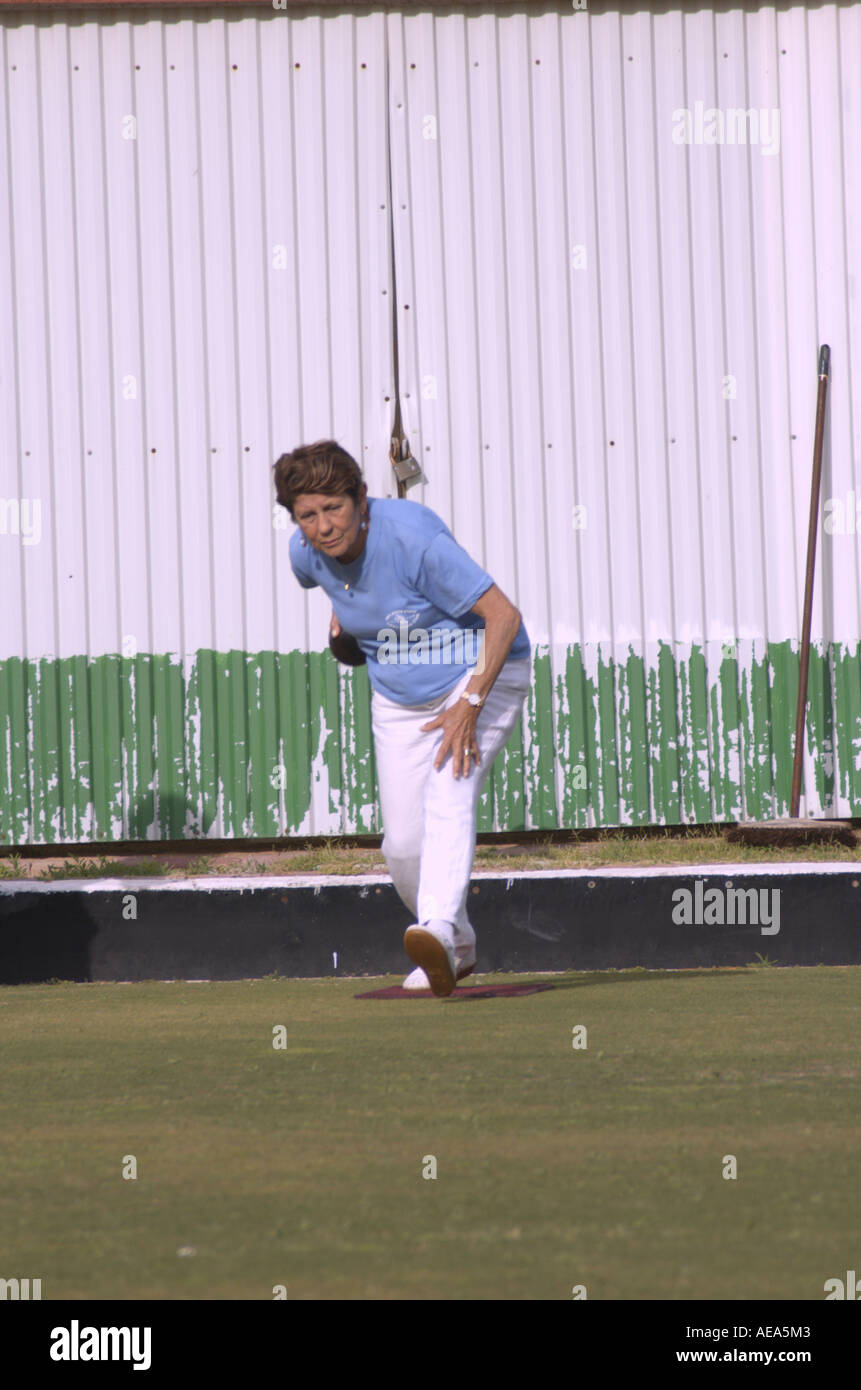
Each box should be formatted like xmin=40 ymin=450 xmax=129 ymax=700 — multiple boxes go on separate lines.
xmin=293 ymin=487 xmax=367 ymax=562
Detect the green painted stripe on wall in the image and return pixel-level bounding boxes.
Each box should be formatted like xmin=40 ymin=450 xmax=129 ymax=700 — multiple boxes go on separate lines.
xmin=1 ymin=642 xmax=860 ymax=844
xmin=341 ymin=664 xmax=378 ymax=834
xmin=684 ymin=646 xmax=713 ymax=824
xmin=652 ymin=642 xmax=682 ymax=825
xmin=619 ymin=646 xmax=650 ymax=824
xmin=769 ymin=642 xmax=796 ymax=815
xmin=711 ymin=648 xmax=740 ymax=823
xmin=833 ymin=643 xmax=861 ymax=807
xmin=525 ymin=649 xmax=558 ymax=829
xmin=555 ymin=646 xmax=588 ymax=828
xmin=743 ymin=650 xmax=771 ymax=816
xmin=596 ymin=651 xmax=620 ymax=826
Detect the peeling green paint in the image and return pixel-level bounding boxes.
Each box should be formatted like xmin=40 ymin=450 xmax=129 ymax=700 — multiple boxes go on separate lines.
xmin=526 ymin=648 xmax=558 ymax=829
xmin=1 ymin=642 xmax=859 ymax=844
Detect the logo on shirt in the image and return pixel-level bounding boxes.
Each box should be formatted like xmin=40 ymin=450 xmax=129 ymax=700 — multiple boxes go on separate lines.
xmin=385 ymin=609 xmax=421 ymax=627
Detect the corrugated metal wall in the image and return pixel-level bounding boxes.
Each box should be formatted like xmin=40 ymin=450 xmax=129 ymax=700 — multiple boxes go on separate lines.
xmin=1 ymin=2 xmax=860 ymax=844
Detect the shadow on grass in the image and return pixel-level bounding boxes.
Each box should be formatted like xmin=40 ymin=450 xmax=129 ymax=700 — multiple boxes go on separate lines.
xmin=531 ymin=966 xmax=768 ymax=991
xmin=364 ymin=966 xmax=765 ymax=996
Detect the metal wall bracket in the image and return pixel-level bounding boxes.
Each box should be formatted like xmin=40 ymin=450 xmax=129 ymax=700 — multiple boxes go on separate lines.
xmin=390 ymin=434 xmax=422 ymax=488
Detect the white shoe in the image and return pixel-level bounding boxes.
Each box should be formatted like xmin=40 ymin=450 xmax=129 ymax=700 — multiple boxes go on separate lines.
xmin=403 ymin=920 xmax=460 ymax=997
xmin=402 ymin=952 xmax=476 ymax=990
xmin=453 ymin=919 xmax=476 ymax=959
xmin=402 ymin=919 xmax=477 ymax=991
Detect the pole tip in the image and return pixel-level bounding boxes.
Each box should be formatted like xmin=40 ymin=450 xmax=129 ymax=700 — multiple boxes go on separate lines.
xmin=819 ymin=344 xmax=830 ymax=376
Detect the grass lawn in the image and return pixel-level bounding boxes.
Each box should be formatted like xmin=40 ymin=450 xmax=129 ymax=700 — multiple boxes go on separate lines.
xmin=1 ymin=967 xmax=858 ymax=1300
xmin=2 ymin=827 xmax=861 ymax=882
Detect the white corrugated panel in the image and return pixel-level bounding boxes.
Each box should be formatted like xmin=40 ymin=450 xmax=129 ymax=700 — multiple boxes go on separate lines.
xmin=389 ymin=1 xmax=861 ymax=824
xmin=0 ymin=4 xmax=394 ymax=839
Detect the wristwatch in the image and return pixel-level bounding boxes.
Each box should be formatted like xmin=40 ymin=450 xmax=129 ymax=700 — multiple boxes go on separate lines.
xmin=461 ymin=691 xmax=483 ymax=709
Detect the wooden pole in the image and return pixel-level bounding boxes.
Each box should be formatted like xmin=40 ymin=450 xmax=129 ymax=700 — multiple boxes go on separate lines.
xmin=790 ymin=345 xmax=830 ymax=817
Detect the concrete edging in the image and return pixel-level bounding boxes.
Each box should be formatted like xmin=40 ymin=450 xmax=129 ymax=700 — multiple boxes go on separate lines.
xmin=1 ymin=864 xmax=859 ymax=983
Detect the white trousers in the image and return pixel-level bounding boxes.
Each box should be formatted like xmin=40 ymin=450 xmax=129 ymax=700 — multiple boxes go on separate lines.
xmin=370 ymin=658 xmax=531 ymax=934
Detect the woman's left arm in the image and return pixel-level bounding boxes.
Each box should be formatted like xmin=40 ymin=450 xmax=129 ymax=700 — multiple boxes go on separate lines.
xmin=422 ymin=583 xmax=523 ymax=778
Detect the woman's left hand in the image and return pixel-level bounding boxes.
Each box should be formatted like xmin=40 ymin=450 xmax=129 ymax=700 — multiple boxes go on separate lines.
xmin=421 ymin=702 xmax=481 ymax=778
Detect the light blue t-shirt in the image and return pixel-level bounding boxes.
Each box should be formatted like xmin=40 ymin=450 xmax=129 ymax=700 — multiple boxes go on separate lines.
xmin=289 ymin=496 xmax=531 ymax=704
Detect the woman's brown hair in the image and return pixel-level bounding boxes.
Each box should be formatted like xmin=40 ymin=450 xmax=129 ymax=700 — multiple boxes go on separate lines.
xmin=273 ymin=440 xmax=364 ymax=518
